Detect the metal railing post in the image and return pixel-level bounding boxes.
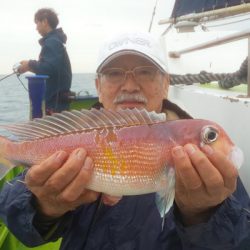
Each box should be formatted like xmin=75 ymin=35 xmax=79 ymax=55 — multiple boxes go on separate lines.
xmin=248 ymin=37 xmax=250 ymax=97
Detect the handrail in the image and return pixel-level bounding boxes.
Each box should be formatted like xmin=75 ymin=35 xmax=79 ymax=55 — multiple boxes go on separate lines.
xmin=167 ymin=29 xmax=250 ymax=97
xmin=168 ymin=28 xmax=250 ymax=58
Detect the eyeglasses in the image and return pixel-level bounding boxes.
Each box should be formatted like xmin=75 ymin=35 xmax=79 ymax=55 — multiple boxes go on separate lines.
xmin=99 ymin=66 xmax=162 ymax=84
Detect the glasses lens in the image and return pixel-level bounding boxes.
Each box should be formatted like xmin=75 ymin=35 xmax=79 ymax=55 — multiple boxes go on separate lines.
xmin=134 ymin=66 xmax=158 ymax=83
xmin=102 ymin=68 xmax=125 ymax=83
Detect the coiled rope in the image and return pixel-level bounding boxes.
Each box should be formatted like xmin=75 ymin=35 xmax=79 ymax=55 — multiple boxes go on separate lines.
xmin=170 ymin=57 xmax=248 ymax=89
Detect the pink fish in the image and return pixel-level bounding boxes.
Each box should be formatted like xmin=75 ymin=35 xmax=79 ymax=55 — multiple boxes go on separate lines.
xmin=0 ymin=108 xmax=243 ymax=216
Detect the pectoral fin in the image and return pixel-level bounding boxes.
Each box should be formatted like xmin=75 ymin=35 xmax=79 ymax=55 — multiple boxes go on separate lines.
xmin=155 ymin=167 xmax=175 ymax=229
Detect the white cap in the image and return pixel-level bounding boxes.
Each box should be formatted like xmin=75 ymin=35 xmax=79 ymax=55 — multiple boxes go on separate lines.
xmin=96 ymin=32 xmax=168 ymax=73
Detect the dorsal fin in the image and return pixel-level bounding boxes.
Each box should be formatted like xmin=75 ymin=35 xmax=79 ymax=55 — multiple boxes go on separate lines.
xmin=0 ymin=108 xmax=166 ymax=142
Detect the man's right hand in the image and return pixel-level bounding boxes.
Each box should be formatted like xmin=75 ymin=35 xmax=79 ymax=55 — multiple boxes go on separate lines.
xmin=25 ymin=148 xmax=99 ymax=218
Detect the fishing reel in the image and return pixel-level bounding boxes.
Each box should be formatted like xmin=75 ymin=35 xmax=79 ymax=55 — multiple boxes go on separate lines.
xmin=12 ymin=62 xmax=21 ymax=76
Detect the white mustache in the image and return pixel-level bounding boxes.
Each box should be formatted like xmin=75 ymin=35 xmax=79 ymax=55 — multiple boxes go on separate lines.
xmin=114 ymin=93 xmax=148 ymax=104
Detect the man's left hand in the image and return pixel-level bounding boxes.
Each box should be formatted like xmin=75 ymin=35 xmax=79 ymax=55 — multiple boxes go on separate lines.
xmin=18 ymin=60 xmax=30 ymax=73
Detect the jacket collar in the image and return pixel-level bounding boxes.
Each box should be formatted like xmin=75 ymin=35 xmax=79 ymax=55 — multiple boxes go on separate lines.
xmin=92 ymin=99 xmax=192 ymax=120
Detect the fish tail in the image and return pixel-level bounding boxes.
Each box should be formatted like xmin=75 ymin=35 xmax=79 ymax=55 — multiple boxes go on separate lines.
xmin=0 ymin=135 xmax=15 ymax=180
xmin=155 ymin=167 xmax=175 ymax=229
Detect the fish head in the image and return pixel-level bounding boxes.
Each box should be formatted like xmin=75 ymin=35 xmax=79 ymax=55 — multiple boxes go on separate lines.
xmin=199 ymin=123 xmax=244 ymax=169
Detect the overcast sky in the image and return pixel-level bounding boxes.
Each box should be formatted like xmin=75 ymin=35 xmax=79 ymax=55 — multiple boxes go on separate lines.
xmin=1 ymin=0 xmax=249 ymax=75
xmin=0 ymin=0 xmax=174 ymax=74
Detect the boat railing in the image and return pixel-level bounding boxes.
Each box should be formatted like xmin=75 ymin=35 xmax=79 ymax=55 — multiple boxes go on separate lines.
xmin=165 ymin=28 xmax=250 ymax=97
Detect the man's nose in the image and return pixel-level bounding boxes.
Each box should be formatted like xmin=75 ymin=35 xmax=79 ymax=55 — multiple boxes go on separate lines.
xmin=121 ymin=72 xmax=140 ymax=91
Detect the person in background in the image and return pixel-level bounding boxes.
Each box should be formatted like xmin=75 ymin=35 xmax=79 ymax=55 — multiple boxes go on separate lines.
xmin=18 ymin=8 xmax=72 ymax=114
xmin=0 ymin=32 xmax=250 ymax=250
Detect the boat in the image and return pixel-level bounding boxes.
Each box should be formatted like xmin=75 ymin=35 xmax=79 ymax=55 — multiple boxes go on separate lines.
xmin=0 ymin=1 xmax=250 ymax=249
xmin=158 ymin=0 xmax=250 ymax=195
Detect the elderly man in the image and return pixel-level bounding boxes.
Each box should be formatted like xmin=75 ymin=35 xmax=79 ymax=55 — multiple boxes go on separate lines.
xmin=0 ymin=32 xmax=249 ymax=250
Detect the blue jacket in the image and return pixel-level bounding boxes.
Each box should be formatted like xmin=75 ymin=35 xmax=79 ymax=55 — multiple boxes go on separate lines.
xmin=0 ymin=176 xmax=249 ymax=250
xmin=29 ymin=28 xmax=72 ymax=113
xmin=0 ymin=101 xmax=250 ymax=250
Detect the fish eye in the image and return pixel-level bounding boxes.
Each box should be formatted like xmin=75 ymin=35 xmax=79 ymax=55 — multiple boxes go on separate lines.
xmin=201 ymin=126 xmax=219 ymax=144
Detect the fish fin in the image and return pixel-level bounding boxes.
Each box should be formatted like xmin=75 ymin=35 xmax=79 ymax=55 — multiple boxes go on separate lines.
xmin=229 ymin=146 xmax=244 ymax=170
xmin=155 ymin=167 xmax=175 ymax=229
xmin=0 ymin=108 xmax=166 ymax=142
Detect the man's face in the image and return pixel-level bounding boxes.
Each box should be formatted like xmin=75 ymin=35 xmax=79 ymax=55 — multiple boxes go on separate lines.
xmin=35 ymin=19 xmax=50 ymax=37
xmin=95 ymin=54 xmax=169 ymax=112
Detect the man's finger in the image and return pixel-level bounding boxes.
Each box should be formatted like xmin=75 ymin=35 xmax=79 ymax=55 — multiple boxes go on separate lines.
xmin=46 ymin=149 xmax=88 ymax=193
xmin=172 ymin=146 xmax=202 ymax=191
xmin=102 ymin=195 xmax=122 ymax=206
xmin=184 ymin=144 xmax=225 ymax=195
xmin=57 ymin=156 xmax=94 ymax=202
xmin=201 ymin=145 xmax=238 ymax=190
xmin=25 ymin=151 xmax=68 ymax=186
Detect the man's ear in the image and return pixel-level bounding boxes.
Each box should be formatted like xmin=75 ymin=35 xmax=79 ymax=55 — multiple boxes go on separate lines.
xmin=43 ymin=19 xmax=49 ymax=26
xmin=95 ymin=77 xmax=103 ymax=103
xmin=43 ymin=19 xmax=51 ymax=30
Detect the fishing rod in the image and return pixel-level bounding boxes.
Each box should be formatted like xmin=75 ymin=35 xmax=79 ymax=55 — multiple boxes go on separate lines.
xmin=148 ymin=0 xmax=160 ymax=32
xmin=0 ymin=72 xmax=16 ymax=82
xmin=0 ymin=63 xmax=28 ymax=91
xmin=0 ymin=63 xmax=21 ymax=82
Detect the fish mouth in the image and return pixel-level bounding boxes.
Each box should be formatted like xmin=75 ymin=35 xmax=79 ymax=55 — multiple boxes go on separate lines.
xmin=229 ymin=146 xmax=244 ymax=169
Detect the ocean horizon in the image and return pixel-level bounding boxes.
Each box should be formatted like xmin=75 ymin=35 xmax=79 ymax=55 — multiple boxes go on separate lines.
xmin=0 ymin=73 xmax=97 ymax=125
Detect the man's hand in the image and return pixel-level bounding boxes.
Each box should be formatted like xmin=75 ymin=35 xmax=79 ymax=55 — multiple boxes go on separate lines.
xmin=18 ymin=60 xmax=31 ymax=73
xmin=172 ymin=144 xmax=238 ymax=226
xmin=25 ymin=148 xmax=120 ymax=218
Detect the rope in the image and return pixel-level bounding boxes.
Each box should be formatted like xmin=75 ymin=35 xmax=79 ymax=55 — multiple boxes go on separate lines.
xmin=1 ymin=57 xmax=248 ymax=91
xmin=170 ymin=56 xmax=248 ymax=89
xmin=16 ymin=75 xmax=28 ymax=92
xmin=170 ymin=71 xmax=231 ymax=85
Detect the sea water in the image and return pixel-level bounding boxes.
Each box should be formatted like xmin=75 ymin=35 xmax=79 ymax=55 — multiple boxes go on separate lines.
xmin=0 ymin=73 xmax=96 ymax=124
